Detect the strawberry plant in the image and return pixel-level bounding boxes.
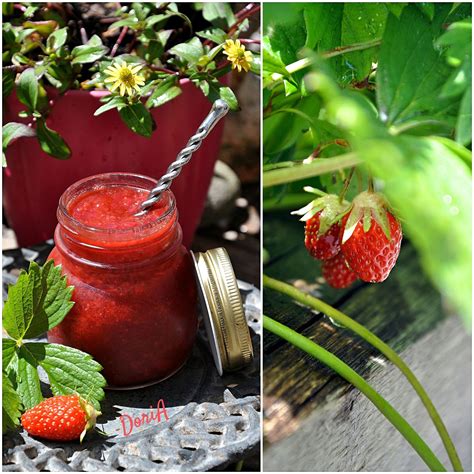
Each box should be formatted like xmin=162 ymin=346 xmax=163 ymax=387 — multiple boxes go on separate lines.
xmin=263 ymin=3 xmax=470 ymax=472
xmin=2 ymin=261 xmax=106 ymax=435
xmin=263 ymin=3 xmax=471 ymax=321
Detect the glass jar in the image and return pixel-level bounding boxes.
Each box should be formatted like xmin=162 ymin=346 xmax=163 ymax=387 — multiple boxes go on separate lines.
xmin=47 ymin=173 xmax=198 ymax=388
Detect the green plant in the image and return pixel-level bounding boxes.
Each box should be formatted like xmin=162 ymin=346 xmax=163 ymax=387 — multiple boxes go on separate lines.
xmin=2 ymin=2 xmax=260 ymax=162
xmin=263 ymin=2 xmax=471 ymax=324
xmin=263 ymin=3 xmax=470 ymax=471
xmin=2 ymin=261 xmax=106 ymax=433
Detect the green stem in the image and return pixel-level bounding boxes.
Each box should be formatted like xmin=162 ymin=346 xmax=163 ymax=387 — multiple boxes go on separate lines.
xmin=263 ymin=315 xmax=447 ymax=472
xmin=270 ymin=39 xmax=382 ymax=83
xmin=339 ymin=167 xmax=355 ymax=203
xmin=263 ymin=275 xmax=463 ymax=472
xmin=263 ymin=153 xmax=362 ymax=188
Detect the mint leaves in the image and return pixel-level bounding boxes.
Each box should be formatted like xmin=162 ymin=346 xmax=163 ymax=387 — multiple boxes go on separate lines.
xmin=2 ymin=261 xmax=106 ymax=432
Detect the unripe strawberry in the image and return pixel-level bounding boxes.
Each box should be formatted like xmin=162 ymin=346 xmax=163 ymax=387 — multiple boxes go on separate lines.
xmin=21 ymin=395 xmax=100 ymax=442
xmin=340 ymin=191 xmax=402 ymax=282
xmin=322 ymin=252 xmax=358 ymax=288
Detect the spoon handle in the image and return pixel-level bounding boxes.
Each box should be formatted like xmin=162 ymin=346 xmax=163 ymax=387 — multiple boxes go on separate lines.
xmin=140 ymin=99 xmax=230 ymax=212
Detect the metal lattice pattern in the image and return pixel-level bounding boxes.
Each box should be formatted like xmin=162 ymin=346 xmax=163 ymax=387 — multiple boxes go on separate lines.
xmin=3 ymin=391 xmax=260 ymax=472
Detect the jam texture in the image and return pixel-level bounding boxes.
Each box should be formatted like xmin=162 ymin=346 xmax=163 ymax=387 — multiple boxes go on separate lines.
xmin=47 ymin=176 xmax=198 ymax=387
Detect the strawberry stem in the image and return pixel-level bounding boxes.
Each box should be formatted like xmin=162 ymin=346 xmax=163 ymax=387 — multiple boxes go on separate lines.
xmin=263 ymin=152 xmax=362 ymax=188
xmin=368 ymin=175 xmax=375 ymax=193
xmin=339 ymin=167 xmax=355 ymax=203
xmin=263 ymin=275 xmax=464 ymax=472
xmin=263 ymin=314 xmax=447 ymax=472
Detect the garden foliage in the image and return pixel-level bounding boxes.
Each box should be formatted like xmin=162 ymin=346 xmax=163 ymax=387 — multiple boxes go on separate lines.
xmin=263 ymin=3 xmax=472 ymax=325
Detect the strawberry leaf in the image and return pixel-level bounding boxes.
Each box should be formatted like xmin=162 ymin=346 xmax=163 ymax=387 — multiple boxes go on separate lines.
xmin=2 ymin=373 xmax=22 ymax=433
xmin=17 ymin=346 xmax=43 ymax=410
xmin=39 ymin=260 xmax=75 ymax=333
xmin=2 ymin=261 xmax=74 ymax=341
xmin=23 ymin=343 xmax=106 ymax=410
xmin=3 ymin=338 xmax=18 ymax=372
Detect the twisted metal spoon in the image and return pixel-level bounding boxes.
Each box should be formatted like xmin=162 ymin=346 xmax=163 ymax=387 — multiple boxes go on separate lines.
xmin=139 ymin=99 xmax=230 ymax=213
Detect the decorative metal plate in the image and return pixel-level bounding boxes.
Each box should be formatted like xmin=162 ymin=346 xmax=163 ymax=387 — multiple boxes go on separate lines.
xmin=2 ymin=242 xmax=261 ymax=472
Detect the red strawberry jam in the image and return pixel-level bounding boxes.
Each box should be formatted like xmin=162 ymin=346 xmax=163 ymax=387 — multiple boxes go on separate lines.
xmin=47 ymin=173 xmax=198 ymax=387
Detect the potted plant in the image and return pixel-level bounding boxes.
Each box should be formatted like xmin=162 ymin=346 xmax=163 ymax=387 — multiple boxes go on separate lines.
xmin=2 ymin=2 xmax=261 ymax=247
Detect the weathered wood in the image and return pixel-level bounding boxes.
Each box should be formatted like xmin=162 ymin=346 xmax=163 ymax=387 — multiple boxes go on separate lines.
xmin=263 ymin=214 xmax=471 ymax=471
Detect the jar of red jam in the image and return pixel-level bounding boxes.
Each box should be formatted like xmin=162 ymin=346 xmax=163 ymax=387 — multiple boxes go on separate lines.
xmin=47 ymin=173 xmax=198 ymax=388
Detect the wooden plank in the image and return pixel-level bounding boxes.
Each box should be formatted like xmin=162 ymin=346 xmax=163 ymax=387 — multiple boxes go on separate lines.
xmin=263 ymin=216 xmax=457 ymax=450
xmin=264 ymin=315 xmax=471 ymax=471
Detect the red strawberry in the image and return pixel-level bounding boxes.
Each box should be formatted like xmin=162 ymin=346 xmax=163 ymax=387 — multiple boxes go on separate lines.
xmin=21 ymin=395 xmax=100 ymax=442
xmin=322 ymin=252 xmax=358 ymax=288
xmin=304 ymin=213 xmax=341 ymax=260
xmin=292 ymin=193 xmax=350 ymax=260
xmin=340 ymin=191 xmax=402 ymax=282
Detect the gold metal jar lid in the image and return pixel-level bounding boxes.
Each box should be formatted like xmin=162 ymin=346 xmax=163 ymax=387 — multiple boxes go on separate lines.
xmin=191 ymin=247 xmax=253 ymax=375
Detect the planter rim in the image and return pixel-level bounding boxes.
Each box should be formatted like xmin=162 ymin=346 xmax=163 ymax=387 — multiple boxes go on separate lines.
xmin=45 ymin=77 xmax=194 ymax=98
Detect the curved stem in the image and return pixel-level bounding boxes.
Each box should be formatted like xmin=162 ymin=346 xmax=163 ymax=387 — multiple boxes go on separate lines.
xmin=263 ymin=153 xmax=362 ymax=188
xmin=263 ymin=315 xmax=446 ymax=472
xmin=263 ymin=275 xmax=463 ymax=472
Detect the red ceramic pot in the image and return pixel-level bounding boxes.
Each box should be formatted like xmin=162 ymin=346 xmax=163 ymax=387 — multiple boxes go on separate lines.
xmin=3 ymin=80 xmax=226 ymax=248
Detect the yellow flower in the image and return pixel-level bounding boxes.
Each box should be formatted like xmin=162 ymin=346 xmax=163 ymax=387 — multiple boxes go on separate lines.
xmin=223 ymin=39 xmax=253 ymax=73
xmin=104 ymin=60 xmax=145 ymax=96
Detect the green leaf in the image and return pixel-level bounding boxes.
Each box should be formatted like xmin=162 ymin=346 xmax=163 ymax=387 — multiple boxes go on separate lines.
xmin=3 ymin=122 xmax=36 ymax=153
xmin=119 ymin=103 xmax=154 ymax=137
xmin=3 ymin=69 xmax=15 ymax=98
xmin=39 ymin=260 xmax=75 ymax=333
xmin=2 ymin=373 xmax=21 ymax=433
xmin=368 ymin=136 xmax=472 ymax=326
xmin=202 ymin=3 xmax=235 ymax=29
xmin=36 ymin=119 xmax=71 ymax=159
xmin=377 ymin=5 xmax=457 ymax=127
xmin=264 ymin=95 xmax=320 ymax=155
xmin=2 ymin=265 xmax=41 ymax=341
xmin=304 ymin=3 xmax=385 ymax=81
xmin=416 ymin=3 xmax=434 ymax=21
xmin=169 ymin=37 xmax=204 ymax=65
xmin=207 ymin=80 xmax=239 ymax=111
xmin=17 ymin=346 xmax=43 ymax=410
xmin=23 ymin=20 xmax=58 ymax=37
xmin=3 ymin=339 xmax=17 ymax=372
xmin=456 ymin=86 xmax=472 ymax=146
xmin=45 ymin=62 xmax=73 ymax=93
xmin=2 ymin=261 xmax=74 ymax=341
xmin=16 ymin=68 xmax=39 ymax=111
xmin=94 ymin=96 xmax=127 ymax=116
xmin=109 ymin=18 xmax=141 ymax=29
xmin=71 ymin=35 xmax=108 ymax=64
xmin=24 ymin=342 xmax=106 ymax=410
xmin=46 ymin=27 xmax=67 ymax=51
xmin=196 ymin=28 xmax=227 ymax=44
xmin=145 ymin=76 xmax=182 ymax=108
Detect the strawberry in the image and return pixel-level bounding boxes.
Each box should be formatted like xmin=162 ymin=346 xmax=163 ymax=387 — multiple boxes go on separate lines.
xmin=304 ymin=213 xmax=342 ymax=260
xmin=322 ymin=252 xmax=358 ymax=288
xmin=340 ymin=191 xmax=402 ymax=283
xmin=292 ymin=193 xmax=350 ymax=260
xmin=21 ymin=395 xmax=100 ymax=442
